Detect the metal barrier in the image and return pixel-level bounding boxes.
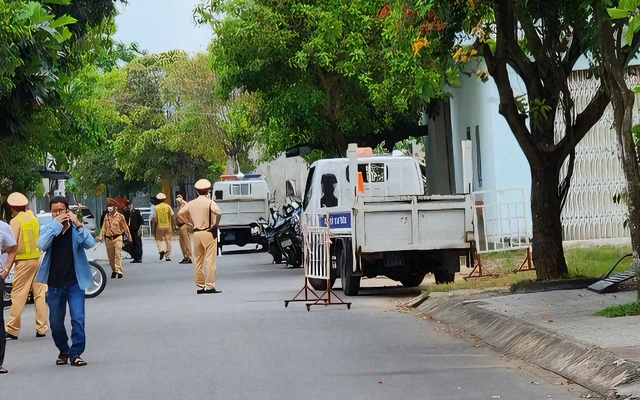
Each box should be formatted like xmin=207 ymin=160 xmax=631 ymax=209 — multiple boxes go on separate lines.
xmin=284 ymin=213 xmax=351 ymax=310
xmin=467 ymin=189 xmax=534 ymax=278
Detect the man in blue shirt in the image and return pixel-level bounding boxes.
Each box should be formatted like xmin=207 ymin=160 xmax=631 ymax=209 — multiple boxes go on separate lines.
xmin=36 ymin=196 xmax=96 ymax=367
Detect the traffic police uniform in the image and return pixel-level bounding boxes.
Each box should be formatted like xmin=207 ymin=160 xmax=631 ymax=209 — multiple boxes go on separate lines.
xmin=153 ymin=193 xmax=174 ymax=261
xmin=99 ymin=198 xmax=131 ymax=278
xmin=175 ymin=195 xmax=192 ymax=263
xmin=6 ymin=192 xmax=48 ymax=338
xmin=177 ymin=179 xmax=221 ymax=293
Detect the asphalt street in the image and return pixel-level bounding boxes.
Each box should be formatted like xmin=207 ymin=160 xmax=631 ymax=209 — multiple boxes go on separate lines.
xmin=2 ymin=239 xmax=587 ymax=400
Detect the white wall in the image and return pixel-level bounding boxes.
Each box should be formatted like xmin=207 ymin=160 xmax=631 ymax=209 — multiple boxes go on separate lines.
xmin=448 ymin=62 xmax=533 ymax=237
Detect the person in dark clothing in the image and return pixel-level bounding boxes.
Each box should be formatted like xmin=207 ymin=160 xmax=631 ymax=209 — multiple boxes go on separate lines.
xmin=122 ymin=202 xmax=144 ymax=263
xmin=35 ymin=196 xmax=96 ymax=367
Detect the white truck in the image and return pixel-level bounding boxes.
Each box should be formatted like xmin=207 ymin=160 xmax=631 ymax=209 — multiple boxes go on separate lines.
xmin=212 ymin=177 xmax=271 ymax=251
xmin=302 ymin=142 xmax=475 ymax=295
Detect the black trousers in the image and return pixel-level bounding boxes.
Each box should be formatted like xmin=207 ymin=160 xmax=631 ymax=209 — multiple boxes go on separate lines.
xmin=131 ymin=232 xmax=143 ymax=260
xmin=1 ymin=279 xmax=6 ymax=366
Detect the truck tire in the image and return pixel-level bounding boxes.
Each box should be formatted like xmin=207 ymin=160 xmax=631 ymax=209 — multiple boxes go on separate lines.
xmin=400 ymin=273 xmax=426 ymax=288
xmin=434 ymin=272 xmax=455 ymax=284
xmin=337 ymin=241 xmax=360 ymax=296
xmin=309 ymin=277 xmax=336 ymax=291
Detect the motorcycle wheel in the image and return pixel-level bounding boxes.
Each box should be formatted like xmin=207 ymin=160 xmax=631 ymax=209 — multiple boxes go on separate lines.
xmin=86 ymin=261 xmax=107 ymax=299
xmin=269 ymin=243 xmax=283 ymax=264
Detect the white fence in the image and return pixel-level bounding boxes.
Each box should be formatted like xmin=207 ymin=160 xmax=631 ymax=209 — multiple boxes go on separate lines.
xmin=302 ymin=213 xmax=331 ymax=280
xmin=473 ymin=189 xmax=530 ymax=253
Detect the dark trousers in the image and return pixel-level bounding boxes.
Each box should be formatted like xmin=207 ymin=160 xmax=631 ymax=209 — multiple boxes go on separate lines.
xmin=47 ymin=284 xmax=85 ymax=360
xmin=0 ymin=279 xmax=5 ymax=366
xmin=131 ymin=231 xmax=143 ymax=260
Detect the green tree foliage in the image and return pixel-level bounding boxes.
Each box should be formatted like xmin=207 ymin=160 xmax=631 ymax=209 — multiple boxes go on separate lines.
xmin=195 ymin=0 xmax=451 ymax=157
xmin=0 ymin=0 xmax=125 ymax=193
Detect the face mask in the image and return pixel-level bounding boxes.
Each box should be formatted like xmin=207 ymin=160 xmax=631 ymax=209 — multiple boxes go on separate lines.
xmin=107 ymin=206 xmax=115 ymax=212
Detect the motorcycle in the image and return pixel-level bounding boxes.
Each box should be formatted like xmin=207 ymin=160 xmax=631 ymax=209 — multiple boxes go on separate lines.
xmin=266 ymin=202 xmax=303 ymax=268
xmin=3 ymin=260 xmax=107 ymax=308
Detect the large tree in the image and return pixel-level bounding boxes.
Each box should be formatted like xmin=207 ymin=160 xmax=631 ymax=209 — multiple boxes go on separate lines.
xmin=384 ymin=0 xmax=611 ymax=279
xmin=596 ymin=0 xmax=640 ymax=297
xmin=195 ymin=0 xmax=453 ymax=157
xmin=0 ymin=0 xmax=126 ymax=192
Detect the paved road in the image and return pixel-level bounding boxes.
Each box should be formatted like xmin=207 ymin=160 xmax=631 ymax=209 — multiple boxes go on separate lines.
xmin=2 ymin=239 xmax=587 ymax=399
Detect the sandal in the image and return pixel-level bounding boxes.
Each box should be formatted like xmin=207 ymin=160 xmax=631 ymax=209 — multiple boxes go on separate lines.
xmin=70 ymin=357 xmax=87 ymax=367
xmin=56 ymin=353 xmax=69 ymax=365
xmin=0 ymin=366 xmax=7 ymax=374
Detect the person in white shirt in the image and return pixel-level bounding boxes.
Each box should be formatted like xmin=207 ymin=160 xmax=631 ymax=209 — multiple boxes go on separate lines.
xmin=0 ymin=219 xmax=18 ymax=374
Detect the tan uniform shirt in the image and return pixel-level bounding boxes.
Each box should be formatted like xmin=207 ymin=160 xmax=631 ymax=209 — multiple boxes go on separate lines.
xmin=101 ymin=212 xmax=131 ymax=237
xmin=177 ymin=195 xmax=221 ymax=230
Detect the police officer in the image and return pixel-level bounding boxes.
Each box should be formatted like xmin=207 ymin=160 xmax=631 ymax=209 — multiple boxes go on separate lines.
xmin=175 ymin=193 xmax=192 ymax=264
xmin=97 ymin=198 xmax=131 ymax=279
xmin=0 ymin=218 xmax=18 ymax=374
xmin=5 ymin=192 xmax=48 ymax=340
xmin=177 ymin=179 xmax=221 ymax=294
xmin=152 ymin=193 xmax=175 ymax=262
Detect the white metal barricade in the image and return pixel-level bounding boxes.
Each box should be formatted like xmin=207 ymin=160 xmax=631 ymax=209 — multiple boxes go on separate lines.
xmin=468 ymin=189 xmax=534 ymax=277
xmin=284 ymin=213 xmax=351 ymax=310
xmin=302 ymin=213 xmax=331 ymax=281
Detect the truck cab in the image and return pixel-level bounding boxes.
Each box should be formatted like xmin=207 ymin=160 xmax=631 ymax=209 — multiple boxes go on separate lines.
xmin=213 ymin=176 xmax=271 ymax=250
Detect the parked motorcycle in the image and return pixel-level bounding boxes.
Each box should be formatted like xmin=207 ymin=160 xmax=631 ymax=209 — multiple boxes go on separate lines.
xmin=265 ymin=202 xmax=303 ymax=268
xmin=3 ymin=260 xmax=107 ymax=308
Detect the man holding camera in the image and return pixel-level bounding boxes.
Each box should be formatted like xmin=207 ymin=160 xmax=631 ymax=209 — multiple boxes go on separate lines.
xmin=35 ymin=196 xmax=96 ymax=367
xmin=177 ymin=179 xmax=221 ymax=294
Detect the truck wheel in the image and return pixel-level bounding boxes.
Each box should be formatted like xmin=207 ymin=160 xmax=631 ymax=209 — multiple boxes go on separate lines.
xmin=309 ymin=278 xmax=336 ymax=291
xmin=434 ymin=272 xmax=455 ymax=284
xmin=400 ymin=274 xmax=426 ymax=288
xmin=337 ymin=242 xmax=360 ymax=296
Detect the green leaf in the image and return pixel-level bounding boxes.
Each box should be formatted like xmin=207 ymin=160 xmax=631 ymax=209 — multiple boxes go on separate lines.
xmin=607 ymin=8 xmax=629 ymax=19
xmin=50 ymin=14 xmax=77 ymax=28
xmin=633 ymin=86 xmax=640 ymax=93
xmin=620 ymin=0 xmax=639 ymax=12
xmin=626 ymin=16 xmax=640 ymax=43
xmin=44 ymin=0 xmax=72 ymax=4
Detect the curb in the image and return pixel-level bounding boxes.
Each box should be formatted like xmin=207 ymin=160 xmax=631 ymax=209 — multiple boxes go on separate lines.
xmin=415 ymin=294 xmax=640 ymax=397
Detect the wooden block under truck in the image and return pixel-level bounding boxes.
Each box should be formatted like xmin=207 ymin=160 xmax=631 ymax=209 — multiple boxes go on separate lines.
xmin=301 ymin=143 xmax=475 ymax=295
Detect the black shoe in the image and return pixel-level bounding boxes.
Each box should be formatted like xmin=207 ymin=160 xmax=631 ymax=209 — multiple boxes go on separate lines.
xmin=165 ymin=257 xmax=171 ymax=262
xmin=186 ymin=258 xmax=192 ymax=264
xmin=203 ymin=287 xmax=221 ymax=294
xmin=196 ymin=288 xmax=206 ymax=294
xmin=117 ymin=273 xmax=123 ymax=279
xmin=130 ymin=259 xmax=141 ymax=263
xmin=111 ymin=272 xmax=117 ymax=279
xmin=159 ymin=251 xmax=166 ymax=261
xmin=179 ymin=258 xmax=188 ymax=264
xmin=5 ymin=333 xmax=17 ymax=340
xmin=36 ymin=332 xmax=46 ymax=338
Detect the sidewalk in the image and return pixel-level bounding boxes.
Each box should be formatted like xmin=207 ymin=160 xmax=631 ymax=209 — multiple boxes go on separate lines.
xmin=410 ymin=286 xmax=640 ymax=398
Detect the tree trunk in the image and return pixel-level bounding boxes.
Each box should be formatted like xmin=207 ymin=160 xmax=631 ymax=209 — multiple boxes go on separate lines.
xmin=612 ymin=87 xmax=640 ymax=298
xmin=530 ymin=160 xmax=569 ymax=280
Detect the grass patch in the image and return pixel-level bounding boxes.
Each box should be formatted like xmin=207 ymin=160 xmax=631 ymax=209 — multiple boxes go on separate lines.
xmin=596 ymin=300 xmax=640 ymax=317
xmin=422 ymin=245 xmax=633 ymax=293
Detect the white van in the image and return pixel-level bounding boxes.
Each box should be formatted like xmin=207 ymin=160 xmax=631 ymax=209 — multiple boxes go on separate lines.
xmin=212 ymin=177 xmax=271 ymax=250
